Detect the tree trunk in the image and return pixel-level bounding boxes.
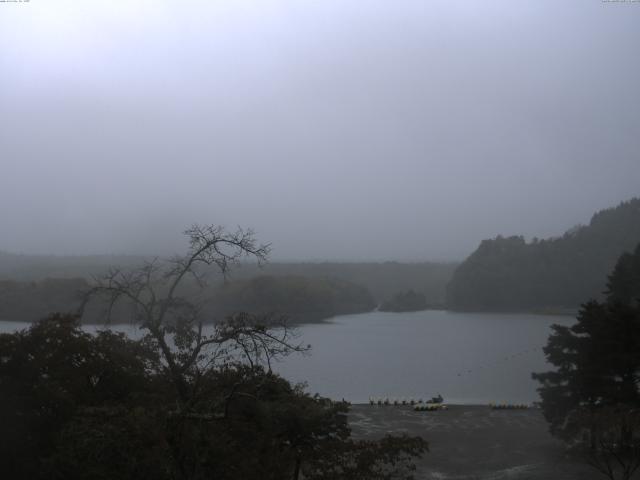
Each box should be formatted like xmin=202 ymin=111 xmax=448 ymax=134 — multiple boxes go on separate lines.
xmin=293 ymin=455 xmax=302 ymax=480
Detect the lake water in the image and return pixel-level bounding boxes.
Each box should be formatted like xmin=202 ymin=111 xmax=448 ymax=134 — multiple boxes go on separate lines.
xmin=0 ymin=310 xmax=573 ymax=405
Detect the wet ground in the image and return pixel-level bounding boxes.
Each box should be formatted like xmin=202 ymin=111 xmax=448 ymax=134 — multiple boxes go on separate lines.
xmin=348 ymin=405 xmax=602 ymax=480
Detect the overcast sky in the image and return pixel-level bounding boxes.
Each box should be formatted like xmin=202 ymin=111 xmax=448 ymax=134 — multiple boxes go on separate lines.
xmin=1 ymin=0 xmax=639 ymax=261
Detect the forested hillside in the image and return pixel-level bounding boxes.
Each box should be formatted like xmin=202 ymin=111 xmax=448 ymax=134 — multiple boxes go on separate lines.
xmin=209 ymin=275 xmax=376 ymax=323
xmin=229 ymin=262 xmax=456 ymax=304
xmin=0 ymin=254 xmax=456 ymax=305
xmin=0 ymin=275 xmax=375 ymax=324
xmin=379 ymin=290 xmax=429 ymax=313
xmin=0 ymin=278 xmax=89 ymax=323
xmin=447 ymin=198 xmax=640 ymax=311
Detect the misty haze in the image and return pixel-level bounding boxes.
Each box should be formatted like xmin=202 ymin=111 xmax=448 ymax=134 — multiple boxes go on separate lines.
xmin=1 ymin=1 xmax=639 ymax=480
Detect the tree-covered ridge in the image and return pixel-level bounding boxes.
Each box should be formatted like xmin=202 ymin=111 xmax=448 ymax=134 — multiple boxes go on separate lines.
xmin=0 ymin=278 xmax=89 ymax=322
xmin=447 ymin=198 xmax=640 ymax=311
xmin=211 ymin=275 xmax=376 ymax=323
xmin=606 ymin=243 xmax=640 ymax=305
xmin=379 ymin=290 xmax=429 ymax=313
xmin=0 ymin=275 xmax=376 ymax=324
xmin=0 ymin=254 xmax=456 ymax=306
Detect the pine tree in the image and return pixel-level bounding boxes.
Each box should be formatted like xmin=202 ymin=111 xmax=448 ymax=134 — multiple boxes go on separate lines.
xmin=533 ymin=243 xmax=640 ymax=479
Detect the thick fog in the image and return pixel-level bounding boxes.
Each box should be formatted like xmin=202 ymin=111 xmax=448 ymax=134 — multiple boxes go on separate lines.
xmin=1 ymin=0 xmax=639 ymax=261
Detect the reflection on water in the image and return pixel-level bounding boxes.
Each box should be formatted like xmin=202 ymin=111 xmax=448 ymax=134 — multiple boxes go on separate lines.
xmin=0 ymin=310 xmax=574 ymax=404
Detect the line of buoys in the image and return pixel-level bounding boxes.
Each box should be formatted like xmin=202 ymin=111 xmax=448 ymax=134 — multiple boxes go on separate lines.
xmin=369 ymin=397 xmax=426 ymax=406
xmin=489 ymin=403 xmax=530 ymax=410
xmin=414 ymin=403 xmax=448 ymax=412
xmin=368 ymin=395 xmax=446 ymax=407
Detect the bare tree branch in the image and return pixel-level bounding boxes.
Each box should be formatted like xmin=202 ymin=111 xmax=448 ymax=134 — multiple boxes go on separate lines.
xmin=80 ymin=224 xmax=303 ymax=407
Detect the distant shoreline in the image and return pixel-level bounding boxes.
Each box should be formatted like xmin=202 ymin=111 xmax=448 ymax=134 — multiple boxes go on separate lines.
xmin=445 ymin=307 xmax=578 ymax=317
xmin=0 ymin=306 xmax=578 ymax=328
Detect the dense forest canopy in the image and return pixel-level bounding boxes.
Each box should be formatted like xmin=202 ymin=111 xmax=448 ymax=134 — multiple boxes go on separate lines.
xmin=210 ymin=275 xmax=376 ymax=323
xmin=379 ymin=290 xmax=430 ymax=313
xmin=447 ymin=198 xmax=640 ymax=311
xmin=0 ymin=315 xmax=427 ymax=480
xmin=0 ymin=275 xmax=375 ymax=324
xmin=0 ymin=278 xmax=89 ymax=323
xmin=239 ymin=262 xmax=456 ymax=305
xmin=0 ymin=260 xmax=455 ymax=323
xmin=0 ymin=256 xmax=456 ymax=304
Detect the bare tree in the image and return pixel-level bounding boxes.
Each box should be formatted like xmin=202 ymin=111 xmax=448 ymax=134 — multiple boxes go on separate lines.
xmin=80 ymin=224 xmax=308 ymax=407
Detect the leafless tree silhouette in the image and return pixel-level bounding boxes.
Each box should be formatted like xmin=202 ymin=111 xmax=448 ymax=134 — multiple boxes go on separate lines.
xmin=80 ymin=224 xmax=308 ymax=406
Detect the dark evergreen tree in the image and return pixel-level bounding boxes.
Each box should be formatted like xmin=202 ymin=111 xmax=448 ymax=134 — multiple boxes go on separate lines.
xmin=606 ymin=243 xmax=640 ymax=305
xmin=533 ymin=244 xmax=640 ymax=479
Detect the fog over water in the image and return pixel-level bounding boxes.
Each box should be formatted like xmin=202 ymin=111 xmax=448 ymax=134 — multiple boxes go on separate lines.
xmin=1 ymin=1 xmax=639 ymax=261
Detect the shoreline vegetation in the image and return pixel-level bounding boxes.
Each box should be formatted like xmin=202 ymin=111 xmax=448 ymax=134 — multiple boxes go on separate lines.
xmin=444 ymin=306 xmax=578 ymax=317
xmin=1 ymin=306 xmax=577 ymax=327
xmin=0 ymin=275 xmax=592 ymax=327
xmin=379 ymin=289 xmax=429 ymax=312
xmin=1 ymin=198 xmax=637 ymax=324
xmin=0 ymin=260 xmax=456 ymax=324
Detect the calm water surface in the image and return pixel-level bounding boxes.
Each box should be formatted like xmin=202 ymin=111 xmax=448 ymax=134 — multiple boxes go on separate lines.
xmin=0 ymin=310 xmax=573 ymax=404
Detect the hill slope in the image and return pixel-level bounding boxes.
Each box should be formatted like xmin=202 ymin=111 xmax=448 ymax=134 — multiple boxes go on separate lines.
xmin=0 ymin=253 xmax=456 ymax=306
xmin=446 ymin=198 xmax=640 ymax=311
xmin=209 ymin=275 xmax=376 ymax=323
